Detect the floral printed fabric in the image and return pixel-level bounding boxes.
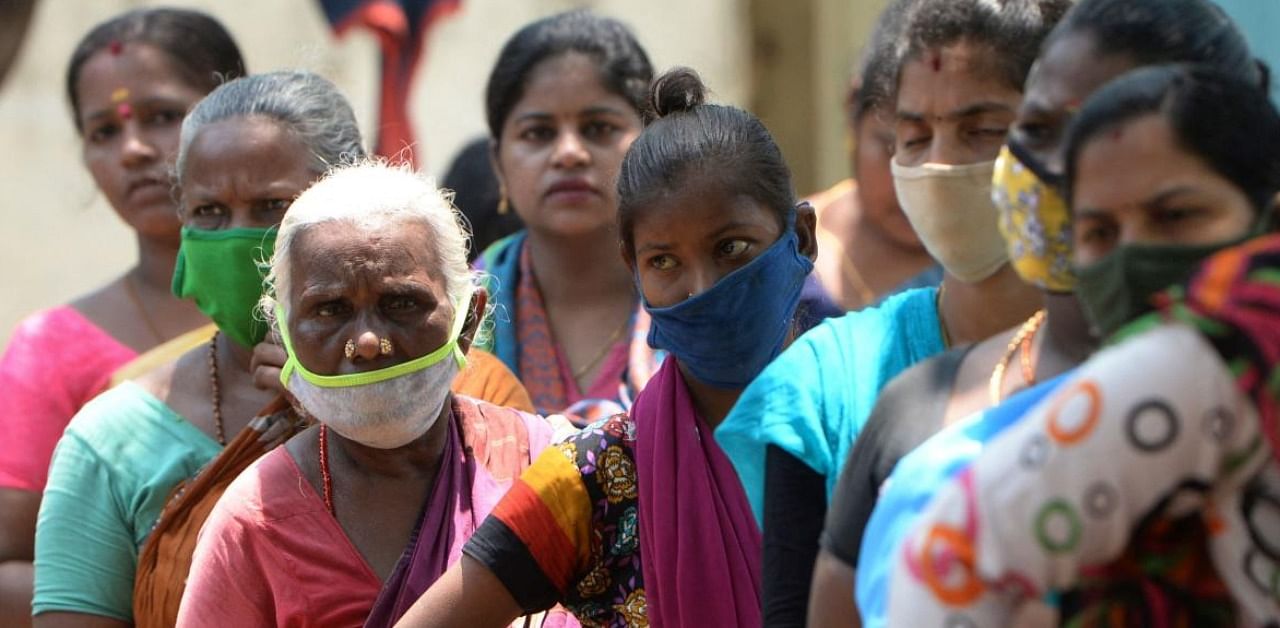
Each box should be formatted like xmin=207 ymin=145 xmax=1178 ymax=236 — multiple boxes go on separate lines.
xmin=465 ymin=413 xmax=648 ymax=627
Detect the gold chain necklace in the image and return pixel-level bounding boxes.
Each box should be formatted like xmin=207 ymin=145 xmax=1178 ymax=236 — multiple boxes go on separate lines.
xmin=988 ymin=310 xmax=1047 ymax=405
xmin=572 ymin=317 xmax=630 ymax=382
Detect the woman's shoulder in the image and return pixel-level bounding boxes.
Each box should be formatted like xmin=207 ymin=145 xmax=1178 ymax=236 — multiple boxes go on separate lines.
xmin=4 ymin=304 xmax=134 ymax=376
xmin=208 ymin=445 xmax=309 ymax=529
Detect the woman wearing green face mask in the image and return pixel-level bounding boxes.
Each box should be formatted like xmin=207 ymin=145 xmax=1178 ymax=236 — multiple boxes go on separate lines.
xmin=31 ymin=70 xmax=365 ymax=628
xmin=888 ymin=65 xmax=1280 ymax=626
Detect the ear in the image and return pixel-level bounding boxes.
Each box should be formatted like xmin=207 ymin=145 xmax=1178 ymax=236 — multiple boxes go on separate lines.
xmin=457 ymin=288 xmax=489 ymax=355
xmin=794 ymin=202 xmax=819 ymax=262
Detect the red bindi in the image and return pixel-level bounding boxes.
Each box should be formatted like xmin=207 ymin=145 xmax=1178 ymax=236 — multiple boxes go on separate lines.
xmin=117 ymin=103 xmax=133 ymax=119
xmin=108 ymin=40 xmax=124 ymax=56
xmin=1109 ymin=128 xmax=1123 ymax=141
xmin=929 ymin=53 xmax=942 ymax=72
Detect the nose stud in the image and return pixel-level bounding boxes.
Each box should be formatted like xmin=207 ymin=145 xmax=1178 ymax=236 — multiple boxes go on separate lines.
xmin=379 ymin=337 xmax=394 ymax=355
xmin=344 ymin=339 xmax=357 ymax=359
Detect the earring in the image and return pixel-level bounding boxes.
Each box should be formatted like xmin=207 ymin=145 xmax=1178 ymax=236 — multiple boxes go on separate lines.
xmin=379 ymin=337 xmax=393 ymax=356
xmin=344 ymin=339 xmax=356 ymax=359
xmin=497 ymin=185 xmax=509 ymax=215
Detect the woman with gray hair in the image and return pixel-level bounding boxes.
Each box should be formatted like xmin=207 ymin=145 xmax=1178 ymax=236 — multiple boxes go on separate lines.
xmin=31 ymin=70 xmax=361 ymax=628
xmin=176 ymin=161 xmax=565 ymax=628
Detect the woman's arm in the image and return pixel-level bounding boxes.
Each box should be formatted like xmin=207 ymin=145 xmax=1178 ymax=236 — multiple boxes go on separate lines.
xmin=763 ymin=445 xmax=828 ymax=627
xmin=0 ymin=488 xmax=37 ymax=628
xmin=806 ymin=551 xmax=860 ymax=628
xmin=394 ymin=555 xmax=523 ymax=628
xmin=887 ymin=324 xmax=1267 ymax=624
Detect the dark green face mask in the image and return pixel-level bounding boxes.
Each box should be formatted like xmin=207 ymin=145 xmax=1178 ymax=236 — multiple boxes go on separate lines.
xmin=1075 ymin=219 xmax=1268 ymax=339
xmin=171 ymin=226 xmax=277 ymax=348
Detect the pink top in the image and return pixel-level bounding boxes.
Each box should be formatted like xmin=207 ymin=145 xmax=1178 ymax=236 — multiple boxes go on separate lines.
xmin=0 ymin=306 xmax=136 ymax=492
xmin=176 ymin=446 xmax=382 ymax=628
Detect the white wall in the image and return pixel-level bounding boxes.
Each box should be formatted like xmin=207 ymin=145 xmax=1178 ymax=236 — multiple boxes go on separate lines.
xmin=0 ymin=0 xmax=749 ymax=347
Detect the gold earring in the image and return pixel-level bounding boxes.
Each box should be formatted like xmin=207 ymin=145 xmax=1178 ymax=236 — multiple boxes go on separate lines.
xmin=497 ymin=185 xmax=509 ymax=215
xmin=379 ymin=337 xmax=393 ymax=355
xmin=344 ymin=339 xmax=356 ymax=359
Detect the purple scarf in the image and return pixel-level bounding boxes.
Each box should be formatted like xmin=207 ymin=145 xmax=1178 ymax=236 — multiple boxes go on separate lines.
xmin=634 ymin=359 xmax=763 ymax=626
xmin=362 ymin=404 xmax=503 ymax=628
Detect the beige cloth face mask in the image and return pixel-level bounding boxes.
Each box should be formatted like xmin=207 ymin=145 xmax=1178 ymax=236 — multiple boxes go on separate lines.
xmin=892 ymin=158 xmax=1008 ymax=283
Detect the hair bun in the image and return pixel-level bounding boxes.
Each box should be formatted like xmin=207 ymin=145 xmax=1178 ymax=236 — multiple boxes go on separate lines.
xmin=648 ymin=67 xmax=707 ymax=120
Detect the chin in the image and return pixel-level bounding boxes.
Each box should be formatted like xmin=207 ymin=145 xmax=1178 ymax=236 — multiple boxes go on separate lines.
xmin=120 ymin=204 xmax=184 ymax=241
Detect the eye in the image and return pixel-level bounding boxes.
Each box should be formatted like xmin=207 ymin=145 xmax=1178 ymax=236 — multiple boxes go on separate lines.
xmin=86 ymin=123 xmax=119 ymax=144
xmin=316 ymin=301 xmax=350 ymax=318
xmin=648 ymin=254 xmax=677 ymax=271
xmin=1077 ymin=221 xmax=1116 ymax=247
xmin=717 ymin=239 xmax=750 ymax=258
xmin=1015 ymin=120 xmax=1055 ymax=146
xmin=146 ymin=109 xmax=184 ymax=126
xmin=384 ymin=295 xmax=418 ymax=312
xmin=582 ymin=120 xmax=617 ymax=139
xmin=519 ymin=125 xmax=555 ymax=142
xmin=258 ymin=198 xmax=293 ymax=218
xmin=1151 ymin=206 xmax=1203 ymax=227
xmin=967 ymin=126 xmax=1008 ymax=141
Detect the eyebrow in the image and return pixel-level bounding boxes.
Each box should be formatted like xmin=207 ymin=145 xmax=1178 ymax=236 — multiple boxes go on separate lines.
xmin=82 ymin=96 xmax=187 ymax=123
xmin=511 ymin=105 xmax=630 ymax=125
xmin=633 ymin=220 xmax=770 ymax=255
xmin=898 ymin=101 xmax=1016 ymax=123
xmin=1142 ymin=185 xmax=1203 ymax=209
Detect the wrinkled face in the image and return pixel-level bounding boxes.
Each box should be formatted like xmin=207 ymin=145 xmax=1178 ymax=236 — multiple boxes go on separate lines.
xmin=854 ymin=105 xmax=919 ymax=247
xmin=179 ymin=116 xmax=318 ymax=230
xmin=1072 ymin=114 xmax=1258 ymax=265
xmin=628 ymin=175 xmax=817 ymax=308
xmin=76 ymin=43 xmax=207 ymax=242
xmin=494 ymin=52 xmax=643 ymax=239
xmin=1010 ymin=32 xmax=1138 ymax=177
xmin=894 ymin=41 xmax=1022 ymax=167
xmin=285 ymin=220 xmax=467 ymax=376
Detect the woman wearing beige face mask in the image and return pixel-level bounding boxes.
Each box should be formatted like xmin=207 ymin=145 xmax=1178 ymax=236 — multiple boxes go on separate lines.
xmin=713 ymin=0 xmax=1064 ymax=624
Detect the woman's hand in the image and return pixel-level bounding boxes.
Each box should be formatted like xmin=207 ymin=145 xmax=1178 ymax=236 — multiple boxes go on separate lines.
xmin=250 ymin=337 xmax=288 ymax=396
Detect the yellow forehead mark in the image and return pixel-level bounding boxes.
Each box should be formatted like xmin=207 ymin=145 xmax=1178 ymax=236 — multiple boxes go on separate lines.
xmin=111 ymin=88 xmax=129 ymax=103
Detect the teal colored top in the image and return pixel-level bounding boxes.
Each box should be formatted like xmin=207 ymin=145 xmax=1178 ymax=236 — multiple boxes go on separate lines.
xmin=714 ymin=287 xmax=945 ymax=523
xmin=33 ymin=382 xmax=221 ymax=621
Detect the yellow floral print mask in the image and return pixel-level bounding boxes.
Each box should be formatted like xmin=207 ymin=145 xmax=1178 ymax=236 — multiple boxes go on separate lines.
xmin=992 ymin=143 xmax=1076 ymax=292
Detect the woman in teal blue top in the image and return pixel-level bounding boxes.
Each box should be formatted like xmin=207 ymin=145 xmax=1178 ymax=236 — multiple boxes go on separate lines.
xmin=715 ymin=0 xmax=1064 ymax=623
xmin=32 ymin=71 xmax=365 ymax=627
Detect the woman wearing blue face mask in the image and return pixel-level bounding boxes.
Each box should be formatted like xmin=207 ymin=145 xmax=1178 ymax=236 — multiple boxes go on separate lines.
xmin=889 ymin=64 xmax=1280 ymax=626
xmin=393 ymin=68 xmax=818 ymax=628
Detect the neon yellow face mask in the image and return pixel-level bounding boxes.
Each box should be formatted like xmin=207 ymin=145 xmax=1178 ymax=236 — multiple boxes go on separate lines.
xmin=993 ymin=143 xmax=1076 ymax=293
xmin=277 ymin=292 xmax=471 ymax=389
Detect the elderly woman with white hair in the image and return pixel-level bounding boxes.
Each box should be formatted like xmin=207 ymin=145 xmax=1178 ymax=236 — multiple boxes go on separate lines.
xmin=175 ymin=161 xmax=566 ymax=628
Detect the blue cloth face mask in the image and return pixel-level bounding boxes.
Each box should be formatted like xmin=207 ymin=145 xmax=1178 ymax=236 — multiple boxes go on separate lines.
xmin=643 ymin=210 xmax=814 ymax=389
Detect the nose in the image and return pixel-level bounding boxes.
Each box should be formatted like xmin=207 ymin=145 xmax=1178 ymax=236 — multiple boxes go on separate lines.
xmin=683 ymin=263 xmax=721 ymax=301
xmin=351 ymin=329 xmax=383 ymax=362
xmin=925 ymin=136 xmax=967 ymax=167
xmin=551 ymin=130 xmax=589 ymax=169
xmin=119 ymin=121 xmax=158 ymax=168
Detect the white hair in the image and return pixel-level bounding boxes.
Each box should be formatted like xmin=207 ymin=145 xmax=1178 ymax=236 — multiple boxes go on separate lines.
xmin=262 ymin=160 xmax=477 ymax=323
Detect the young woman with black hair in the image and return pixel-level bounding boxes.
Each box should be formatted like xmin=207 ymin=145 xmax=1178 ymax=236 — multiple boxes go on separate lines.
xmin=395 ymin=67 xmax=818 ymax=628
xmin=0 ymin=10 xmax=244 ymax=626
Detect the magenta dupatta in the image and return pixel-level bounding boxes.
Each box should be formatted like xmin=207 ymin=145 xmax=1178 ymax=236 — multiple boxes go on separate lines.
xmin=633 ymin=359 xmax=763 ymax=626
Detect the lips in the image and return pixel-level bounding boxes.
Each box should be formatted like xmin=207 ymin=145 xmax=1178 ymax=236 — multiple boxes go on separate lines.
xmin=544 ymin=177 xmax=599 ymax=201
xmin=126 ymin=175 xmax=169 ymax=200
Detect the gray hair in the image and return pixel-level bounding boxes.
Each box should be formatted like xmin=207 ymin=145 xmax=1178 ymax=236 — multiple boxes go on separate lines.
xmin=263 ymin=160 xmax=477 ymax=324
xmin=175 ymin=70 xmax=365 ymax=185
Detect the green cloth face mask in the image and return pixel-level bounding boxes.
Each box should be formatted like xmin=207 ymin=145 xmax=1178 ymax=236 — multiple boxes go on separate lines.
xmin=171 ymin=226 xmax=277 ymax=348
xmin=277 ymin=291 xmax=472 ymax=389
xmin=1075 ymin=218 xmax=1269 ymax=339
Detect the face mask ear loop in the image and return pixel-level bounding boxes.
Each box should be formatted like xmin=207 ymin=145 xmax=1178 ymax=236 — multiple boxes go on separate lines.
xmin=449 ymin=291 xmax=473 ymax=370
